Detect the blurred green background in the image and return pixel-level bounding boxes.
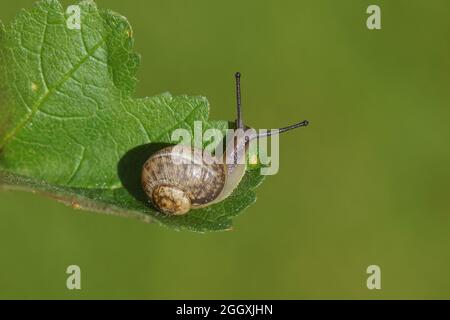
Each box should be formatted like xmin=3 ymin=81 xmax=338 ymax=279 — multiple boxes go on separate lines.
xmin=1 ymin=0 xmax=450 ymax=299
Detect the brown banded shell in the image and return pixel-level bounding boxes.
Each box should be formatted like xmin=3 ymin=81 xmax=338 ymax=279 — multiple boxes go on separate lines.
xmin=141 ymin=145 xmax=226 ymax=215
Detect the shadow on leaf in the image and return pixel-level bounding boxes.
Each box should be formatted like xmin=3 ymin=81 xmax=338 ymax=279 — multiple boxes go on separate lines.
xmin=118 ymin=143 xmax=173 ymax=208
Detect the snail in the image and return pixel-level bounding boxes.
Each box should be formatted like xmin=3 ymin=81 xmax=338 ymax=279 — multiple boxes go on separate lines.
xmin=141 ymin=73 xmax=309 ymax=215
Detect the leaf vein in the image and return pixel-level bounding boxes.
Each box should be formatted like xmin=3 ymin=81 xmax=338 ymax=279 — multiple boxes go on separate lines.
xmin=66 ymin=144 xmax=86 ymax=185
xmin=0 ymin=38 xmax=106 ymax=149
xmin=38 ymin=11 xmax=49 ymax=90
xmin=153 ymin=101 xmax=204 ymax=143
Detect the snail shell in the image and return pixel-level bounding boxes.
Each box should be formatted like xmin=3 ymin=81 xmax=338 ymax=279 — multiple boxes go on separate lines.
xmin=142 ymin=145 xmax=229 ymax=215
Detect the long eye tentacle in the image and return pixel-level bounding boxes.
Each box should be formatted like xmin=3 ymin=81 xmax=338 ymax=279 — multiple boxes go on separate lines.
xmin=233 ymin=72 xmax=309 ymax=139
xmin=253 ymin=120 xmax=309 ymax=139
xmin=235 ymin=72 xmax=244 ymax=129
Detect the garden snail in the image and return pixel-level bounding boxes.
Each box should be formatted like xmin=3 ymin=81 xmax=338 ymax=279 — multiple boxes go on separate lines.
xmin=141 ymin=73 xmax=309 ymax=215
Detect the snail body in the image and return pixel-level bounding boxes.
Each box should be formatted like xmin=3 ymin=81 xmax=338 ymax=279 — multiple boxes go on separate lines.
xmin=142 ymin=144 xmax=246 ymax=215
xmin=141 ymin=73 xmax=309 ymax=215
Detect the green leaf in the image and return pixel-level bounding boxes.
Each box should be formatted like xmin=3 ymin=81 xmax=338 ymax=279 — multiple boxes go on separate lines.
xmin=0 ymin=0 xmax=265 ymax=232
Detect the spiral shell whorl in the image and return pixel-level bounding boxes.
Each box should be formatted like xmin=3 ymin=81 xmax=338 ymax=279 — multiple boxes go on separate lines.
xmin=151 ymin=185 xmax=191 ymax=215
xmin=142 ymin=145 xmax=226 ymax=215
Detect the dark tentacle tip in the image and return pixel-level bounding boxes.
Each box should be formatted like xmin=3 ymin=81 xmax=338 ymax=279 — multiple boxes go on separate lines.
xmin=235 ymin=72 xmax=241 ymax=78
xmin=304 ymin=120 xmax=310 ymax=126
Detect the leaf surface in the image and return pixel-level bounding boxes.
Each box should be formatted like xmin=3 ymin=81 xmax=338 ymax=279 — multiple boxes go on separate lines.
xmin=0 ymin=0 xmax=264 ymax=232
